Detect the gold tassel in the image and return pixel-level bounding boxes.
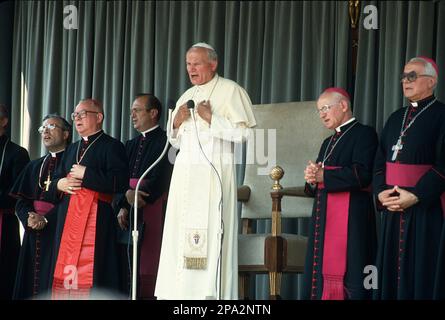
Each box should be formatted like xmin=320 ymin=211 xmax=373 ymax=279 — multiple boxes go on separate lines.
xmin=184 ymin=257 xmax=207 ymax=270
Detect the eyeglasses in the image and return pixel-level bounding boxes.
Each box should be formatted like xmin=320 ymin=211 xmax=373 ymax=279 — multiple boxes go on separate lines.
xmin=71 ymin=110 xmax=99 ymax=120
xmin=38 ymin=123 xmax=61 ymax=134
xmin=400 ymin=71 xmax=434 ymax=83
xmin=316 ymin=103 xmax=339 ymax=114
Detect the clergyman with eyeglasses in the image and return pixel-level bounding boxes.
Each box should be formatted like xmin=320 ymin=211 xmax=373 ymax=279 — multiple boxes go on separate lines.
xmin=9 ymin=114 xmax=71 ymax=300
xmin=0 ymin=103 xmax=30 ymax=300
xmin=302 ymin=87 xmax=378 ymax=300
xmin=42 ymin=98 xmax=129 ymax=299
xmin=373 ymin=57 xmax=445 ymax=300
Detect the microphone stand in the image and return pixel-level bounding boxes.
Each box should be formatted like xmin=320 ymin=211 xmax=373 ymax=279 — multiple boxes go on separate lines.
xmin=131 ymin=107 xmax=173 ymax=300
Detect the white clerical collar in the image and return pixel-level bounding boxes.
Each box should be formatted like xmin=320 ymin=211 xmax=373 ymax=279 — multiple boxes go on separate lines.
xmin=141 ymin=125 xmax=159 ymax=137
xmin=410 ymin=101 xmax=418 ymax=107
xmin=197 ymin=74 xmax=219 ymax=90
xmin=82 ymin=130 xmax=102 ymax=141
xmin=335 ymin=117 xmax=356 ymax=132
xmin=50 ymin=149 xmax=64 ymax=158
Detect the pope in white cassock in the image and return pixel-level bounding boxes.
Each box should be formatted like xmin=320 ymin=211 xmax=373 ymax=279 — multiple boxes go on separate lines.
xmin=155 ymin=42 xmax=256 ymax=299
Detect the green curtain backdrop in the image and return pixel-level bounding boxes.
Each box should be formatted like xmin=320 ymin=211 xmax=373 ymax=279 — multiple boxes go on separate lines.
xmin=0 ymin=1 xmax=14 ymax=135
xmin=11 ymin=0 xmax=350 ymax=159
xmin=354 ymin=0 xmax=445 ymax=133
xmin=9 ymin=0 xmax=445 ymax=300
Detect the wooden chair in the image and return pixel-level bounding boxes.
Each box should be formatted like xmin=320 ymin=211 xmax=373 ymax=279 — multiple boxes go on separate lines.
xmin=238 ymin=101 xmax=331 ymax=299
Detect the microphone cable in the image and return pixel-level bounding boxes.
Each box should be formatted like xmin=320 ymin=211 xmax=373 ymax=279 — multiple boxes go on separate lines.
xmin=188 ymin=100 xmax=224 ymax=300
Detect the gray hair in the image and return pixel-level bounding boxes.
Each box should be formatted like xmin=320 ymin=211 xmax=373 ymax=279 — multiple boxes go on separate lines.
xmin=409 ymin=57 xmax=438 ymax=77
xmin=189 ymin=42 xmax=218 ymax=62
xmin=325 ymin=91 xmax=351 ymax=109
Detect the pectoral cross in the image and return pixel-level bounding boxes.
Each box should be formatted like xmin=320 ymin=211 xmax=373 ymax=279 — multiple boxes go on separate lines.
xmin=44 ymin=174 xmax=51 ymax=192
xmin=391 ymin=138 xmax=403 ymax=161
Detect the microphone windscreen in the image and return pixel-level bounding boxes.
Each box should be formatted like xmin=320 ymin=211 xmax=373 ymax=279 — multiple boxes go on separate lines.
xmin=186 ymin=100 xmax=195 ymax=109
xmin=167 ymin=99 xmax=176 ymax=110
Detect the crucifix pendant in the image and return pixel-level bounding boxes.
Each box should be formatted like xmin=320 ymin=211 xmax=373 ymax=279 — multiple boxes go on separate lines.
xmin=44 ymin=174 xmax=51 ymax=191
xmin=391 ymin=138 xmax=403 ymax=161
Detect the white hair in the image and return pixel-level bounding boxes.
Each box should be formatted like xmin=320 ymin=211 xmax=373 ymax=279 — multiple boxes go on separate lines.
xmin=409 ymin=57 xmax=437 ymax=77
xmin=189 ymin=42 xmax=218 ymax=61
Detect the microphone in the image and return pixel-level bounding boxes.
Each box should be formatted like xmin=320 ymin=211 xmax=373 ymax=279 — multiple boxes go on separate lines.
xmin=167 ymin=99 xmax=176 ymax=111
xmin=186 ymin=100 xmax=195 ymax=109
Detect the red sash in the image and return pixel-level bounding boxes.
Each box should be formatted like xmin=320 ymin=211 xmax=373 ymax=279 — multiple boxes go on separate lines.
xmin=52 ymin=187 xmax=112 ymax=300
xmin=33 ymin=200 xmax=54 ymax=216
xmin=386 ymin=162 xmax=445 ymax=216
xmin=0 ymin=208 xmax=13 ymax=254
xmin=318 ymin=166 xmax=350 ymax=300
xmin=129 ymin=178 xmax=166 ymax=298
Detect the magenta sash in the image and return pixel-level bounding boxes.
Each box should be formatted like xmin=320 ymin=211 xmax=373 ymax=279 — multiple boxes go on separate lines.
xmin=129 ymin=178 xmax=166 ymax=298
xmin=33 ymin=200 xmax=54 ymax=216
xmin=386 ymin=162 xmax=445 ymax=217
xmin=318 ymin=166 xmax=350 ymax=300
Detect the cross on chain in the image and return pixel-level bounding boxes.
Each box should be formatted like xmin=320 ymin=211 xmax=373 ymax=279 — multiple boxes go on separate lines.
xmin=391 ymin=138 xmax=403 ymax=161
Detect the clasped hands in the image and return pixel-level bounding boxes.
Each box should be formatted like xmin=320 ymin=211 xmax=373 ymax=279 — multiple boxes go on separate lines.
xmin=56 ymin=164 xmax=85 ymax=194
xmin=27 ymin=212 xmax=47 ymax=230
xmin=304 ymin=160 xmax=324 ymax=184
xmin=378 ymin=186 xmax=419 ymax=212
xmin=172 ymin=100 xmax=212 ymax=129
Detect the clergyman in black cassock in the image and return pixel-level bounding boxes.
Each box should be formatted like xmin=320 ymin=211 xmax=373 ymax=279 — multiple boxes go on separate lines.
xmin=0 ymin=104 xmax=30 ymax=300
xmin=301 ymin=88 xmax=378 ymax=300
xmin=9 ymin=114 xmax=71 ymax=299
xmin=115 ymin=94 xmax=173 ymax=299
xmin=44 ymin=99 xmax=129 ymax=299
xmin=373 ymin=57 xmax=445 ymax=299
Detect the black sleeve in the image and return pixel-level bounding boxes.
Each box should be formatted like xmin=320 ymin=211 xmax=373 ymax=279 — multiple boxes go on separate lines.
xmin=141 ymin=142 xmax=172 ymax=204
xmin=0 ymin=147 xmax=30 ymax=209
xmin=324 ymin=127 xmax=378 ymax=193
xmin=15 ymin=198 xmax=34 ymax=227
xmin=412 ymin=122 xmax=445 ymax=205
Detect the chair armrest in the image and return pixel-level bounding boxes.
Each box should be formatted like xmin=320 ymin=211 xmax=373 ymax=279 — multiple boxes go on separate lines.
xmin=237 ymin=185 xmax=251 ymax=202
xmin=272 ymin=186 xmax=314 ymax=198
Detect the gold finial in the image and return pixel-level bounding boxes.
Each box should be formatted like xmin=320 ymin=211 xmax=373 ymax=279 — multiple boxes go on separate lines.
xmin=270 ymin=166 xmax=284 ymax=190
xmin=348 ymin=0 xmax=360 ymax=29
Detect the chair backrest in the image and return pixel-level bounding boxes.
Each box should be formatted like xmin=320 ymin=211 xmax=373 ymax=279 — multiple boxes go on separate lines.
xmin=241 ymin=101 xmax=331 ymax=219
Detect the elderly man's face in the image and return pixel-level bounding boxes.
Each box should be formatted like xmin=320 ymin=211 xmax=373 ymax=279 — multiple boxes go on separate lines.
xmin=72 ymin=102 xmax=102 ymax=137
xmin=186 ymin=48 xmax=217 ymax=85
xmin=402 ymin=62 xmax=436 ymax=101
xmin=316 ymin=94 xmax=348 ymax=130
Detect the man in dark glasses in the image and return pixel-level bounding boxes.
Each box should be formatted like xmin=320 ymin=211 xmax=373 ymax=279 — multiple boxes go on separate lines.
xmin=373 ymin=56 xmax=445 ymax=299
xmin=10 ymin=114 xmax=71 ymax=299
